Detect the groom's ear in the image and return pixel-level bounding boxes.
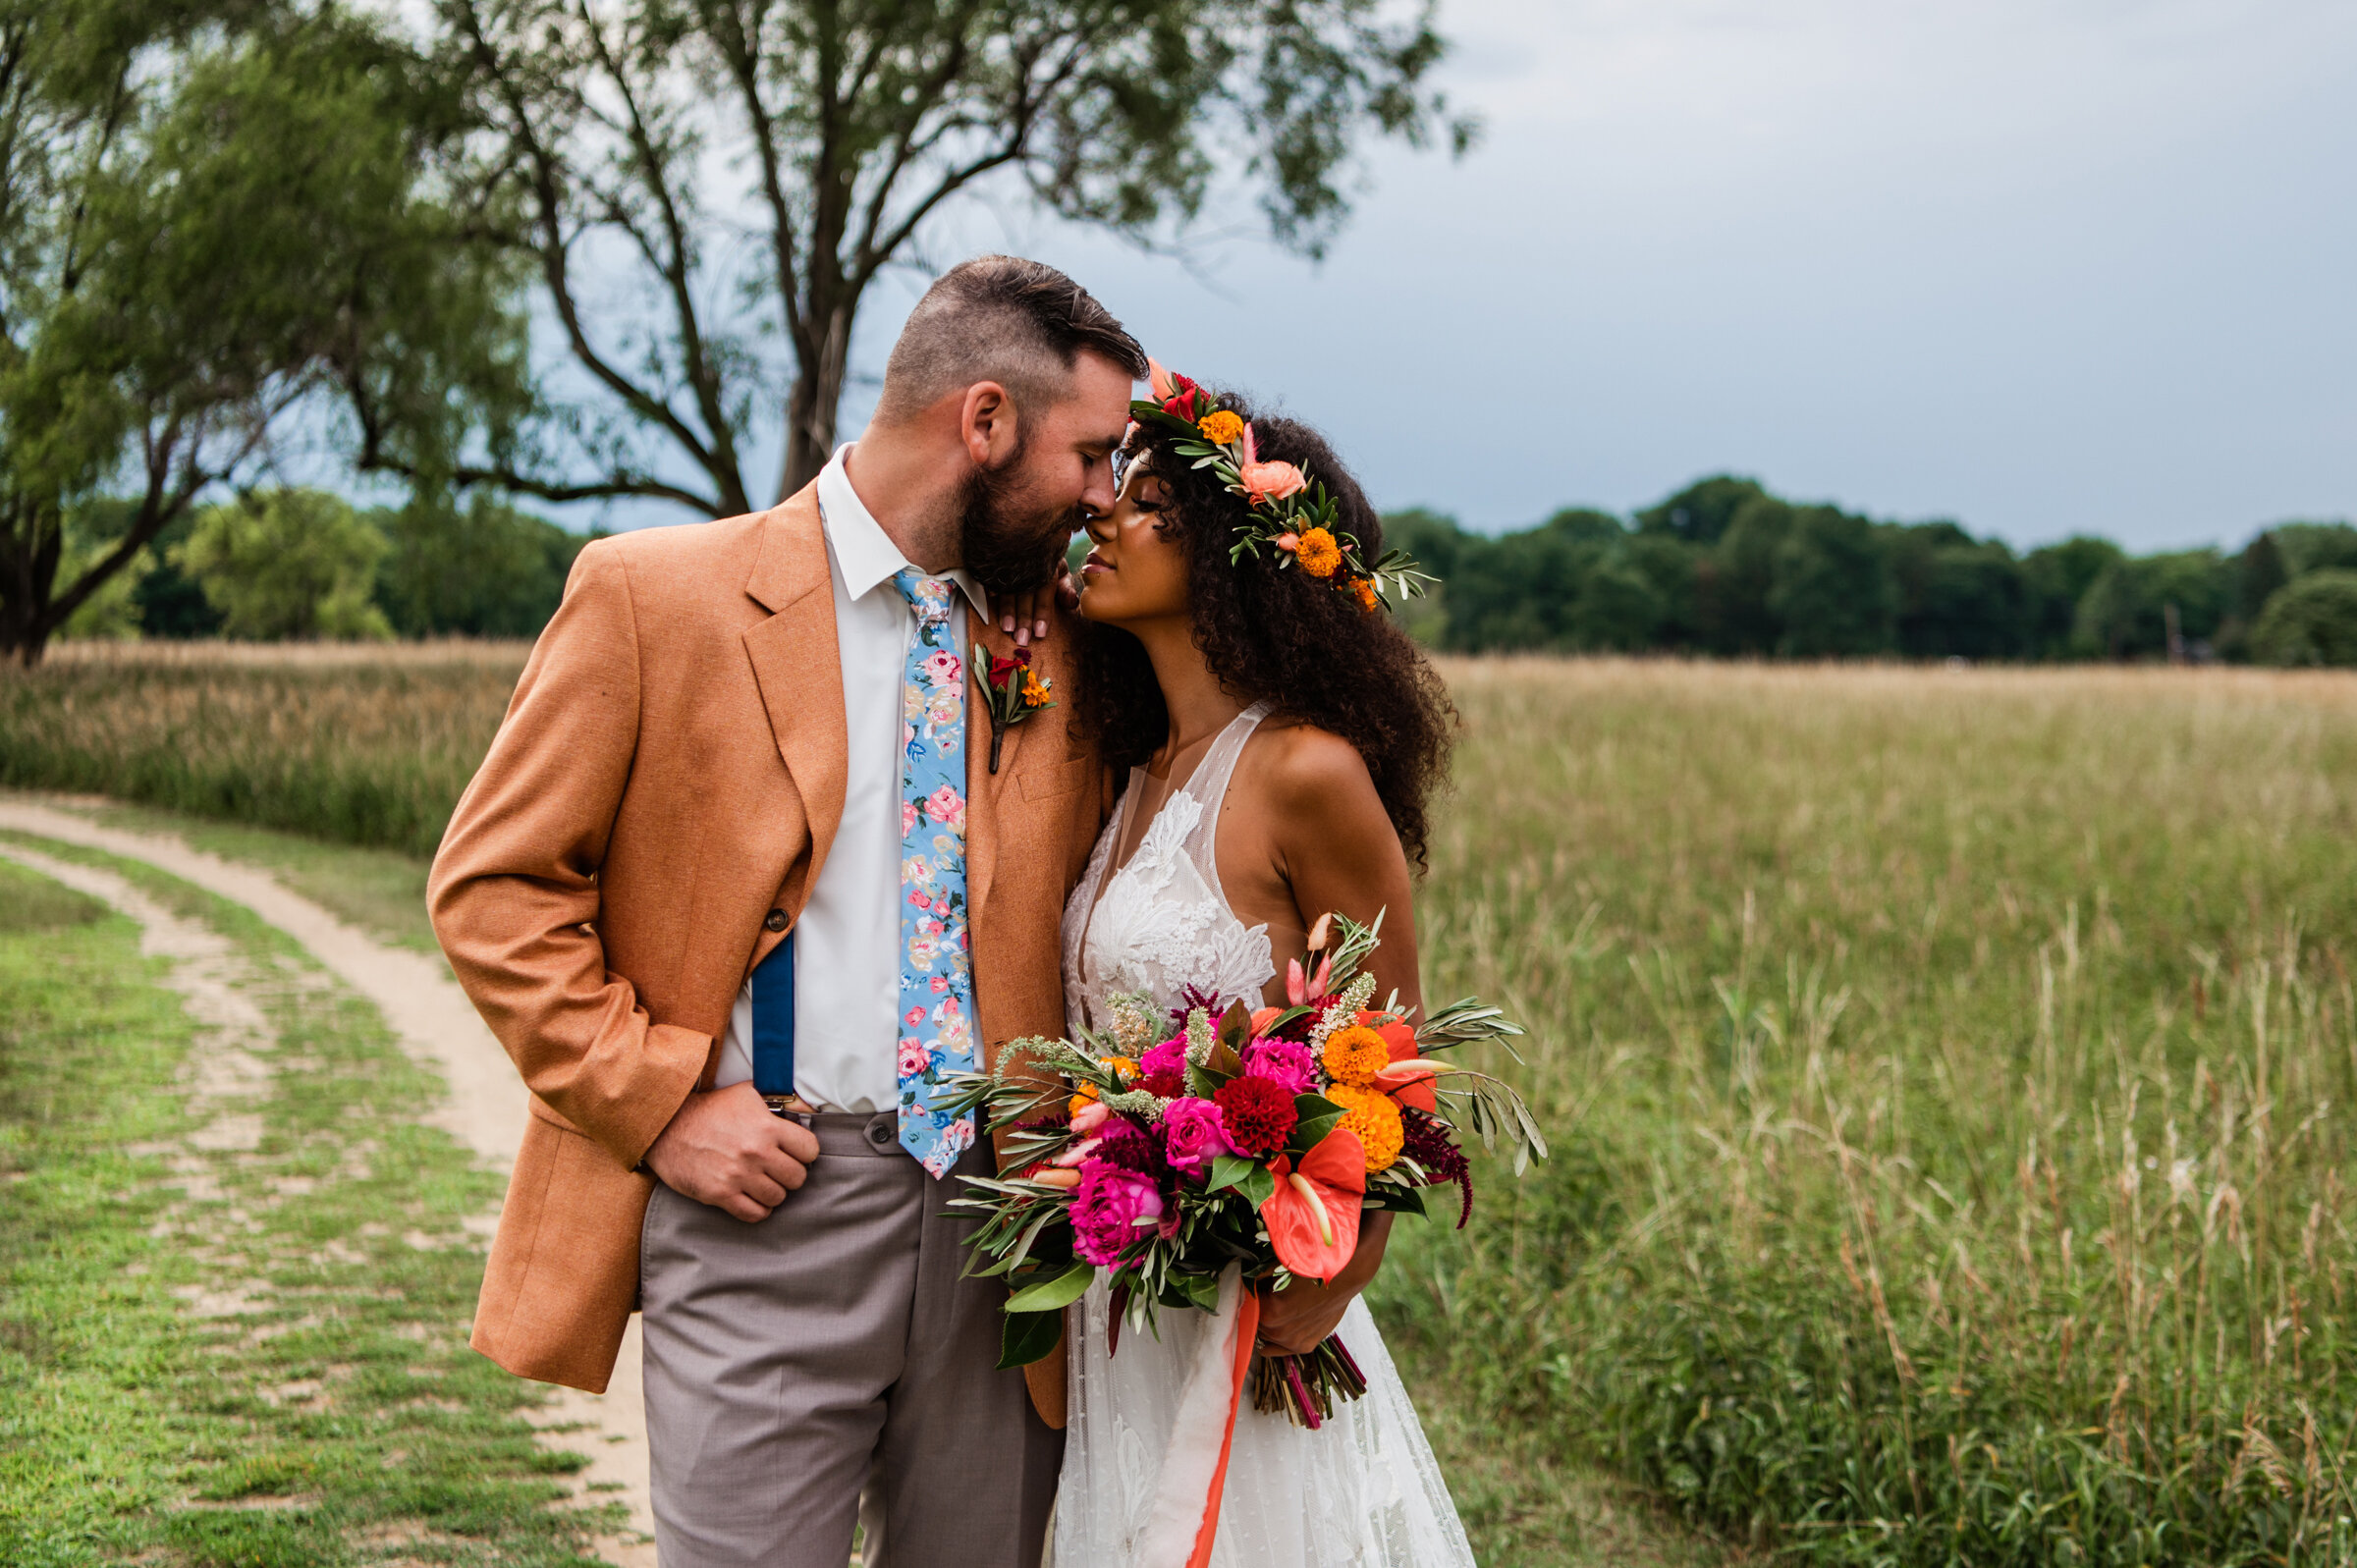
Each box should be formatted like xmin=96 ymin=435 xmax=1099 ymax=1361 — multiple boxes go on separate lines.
xmin=959 ymin=381 xmax=1019 ymax=468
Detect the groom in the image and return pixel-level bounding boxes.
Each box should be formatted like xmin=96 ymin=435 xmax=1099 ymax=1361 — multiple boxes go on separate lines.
xmin=428 ymin=255 xmax=1143 ymax=1566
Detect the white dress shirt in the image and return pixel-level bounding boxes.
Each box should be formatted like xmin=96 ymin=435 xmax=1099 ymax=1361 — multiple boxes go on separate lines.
xmin=712 ymin=446 xmax=989 ymax=1111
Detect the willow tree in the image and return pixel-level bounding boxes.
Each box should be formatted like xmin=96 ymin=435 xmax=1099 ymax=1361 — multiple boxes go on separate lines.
xmin=0 ymin=1 xmax=526 ymax=665
xmin=424 ymin=0 xmax=1475 ymax=515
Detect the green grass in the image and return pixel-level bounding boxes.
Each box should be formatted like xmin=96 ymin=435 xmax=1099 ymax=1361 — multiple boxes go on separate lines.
xmin=13 ymin=647 xmax=2357 ymax=1564
xmin=0 ymin=843 xmax=612 ymax=1567
xmin=1374 ymin=660 xmax=2357 ymax=1566
xmin=0 ymin=645 xmax=525 ymax=859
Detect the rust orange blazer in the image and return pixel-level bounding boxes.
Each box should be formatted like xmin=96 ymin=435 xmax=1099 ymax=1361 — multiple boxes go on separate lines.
xmin=427 ymin=484 xmax=1105 ymax=1424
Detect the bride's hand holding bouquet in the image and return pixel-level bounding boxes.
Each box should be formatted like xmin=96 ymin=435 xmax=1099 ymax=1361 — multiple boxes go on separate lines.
xmin=943 ymin=909 xmax=1544 ymax=1428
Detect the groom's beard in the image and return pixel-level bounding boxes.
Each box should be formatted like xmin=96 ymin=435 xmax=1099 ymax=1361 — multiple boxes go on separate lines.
xmin=959 ymin=444 xmax=1084 ymax=603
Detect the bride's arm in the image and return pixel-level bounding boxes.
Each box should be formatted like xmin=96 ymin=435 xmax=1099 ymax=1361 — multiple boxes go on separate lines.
xmin=1251 ymin=726 xmax=1421 ymax=1355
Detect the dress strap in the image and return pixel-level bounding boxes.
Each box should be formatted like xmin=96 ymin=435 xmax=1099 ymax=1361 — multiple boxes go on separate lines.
xmin=1178 ymin=701 xmax=1272 ymax=899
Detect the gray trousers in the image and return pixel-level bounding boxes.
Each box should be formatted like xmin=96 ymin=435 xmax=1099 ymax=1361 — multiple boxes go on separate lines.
xmin=640 ymin=1112 xmax=1063 ymax=1568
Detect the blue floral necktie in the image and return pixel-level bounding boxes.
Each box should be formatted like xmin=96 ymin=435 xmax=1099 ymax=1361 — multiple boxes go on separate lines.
xmin=891 ymin=568 xmax=976 ymax=1176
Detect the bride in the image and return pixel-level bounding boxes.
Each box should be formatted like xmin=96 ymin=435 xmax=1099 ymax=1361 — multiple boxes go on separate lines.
xmin=1053 ymin=383 xmax=1473 ymax=1566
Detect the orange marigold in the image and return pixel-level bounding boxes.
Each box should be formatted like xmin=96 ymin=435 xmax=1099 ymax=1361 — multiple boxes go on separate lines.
xmin=1295 ymin=526 xmax=1343 ymax=578
xmin=1327 ymin=1083 xmax=1405 ymax=1172
xmin=1101 ymin=1055 xmax=1138 ymax=1084
xmin=1069 ymin=1082 xmax=1100 ymax=1117
xmin=1021 ymin=672 xmax=1052 ymax=707
xmin=1198 ymin=409 xmax=1245 ymax=446
xmin=1348 ymin=576 xmax=1379 ymax=612
xmin=1321 ymin=1024 xmax=1389 ymax=1087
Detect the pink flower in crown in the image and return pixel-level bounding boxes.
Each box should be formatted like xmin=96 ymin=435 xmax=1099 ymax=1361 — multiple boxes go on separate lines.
xmin=898 ymin=1038 xmax=928 ymax=1078
xmin=901 ymin=799 xmax=919 ymax=837
xmin=1240 ymin=460 xmax=1306 ymax=507
xmin=926 ymin=784 xmax=964 ymax=827
xmin=923 ymin=650 xmax=961 ymax=685
xmin=904 ymin=1006 xmax=926 ymax=1030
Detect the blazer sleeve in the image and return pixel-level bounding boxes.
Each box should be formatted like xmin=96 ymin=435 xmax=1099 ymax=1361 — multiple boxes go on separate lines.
xmin=427 ymin=542 xmax=709 ymax=1168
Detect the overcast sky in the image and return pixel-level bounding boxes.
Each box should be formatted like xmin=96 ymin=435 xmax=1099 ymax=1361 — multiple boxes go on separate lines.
xmin=817 ymin=0 xmax=2356 ymax=551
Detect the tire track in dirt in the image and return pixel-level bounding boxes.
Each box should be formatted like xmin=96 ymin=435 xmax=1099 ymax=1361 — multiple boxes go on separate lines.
xmin=0 ymin=799 xmax=655 ymax=1566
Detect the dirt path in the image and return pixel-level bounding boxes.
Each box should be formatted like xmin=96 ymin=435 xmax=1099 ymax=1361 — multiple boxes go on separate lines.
xmin=0 ymin=800 xmax=655 ymax=1565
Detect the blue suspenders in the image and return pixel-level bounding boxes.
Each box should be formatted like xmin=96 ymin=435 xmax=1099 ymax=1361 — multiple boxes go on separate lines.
xmin=749 ymin=934 xmax=797 ymax=1108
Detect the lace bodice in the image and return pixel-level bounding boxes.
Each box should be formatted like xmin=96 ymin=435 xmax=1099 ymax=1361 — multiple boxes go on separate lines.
xmin=1060 ymin=703 xmax=1278 ymax=1031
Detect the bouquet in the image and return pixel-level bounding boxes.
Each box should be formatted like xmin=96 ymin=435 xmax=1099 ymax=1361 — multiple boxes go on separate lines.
xmin=944 ymin=911 xmax=1545 ymax=1430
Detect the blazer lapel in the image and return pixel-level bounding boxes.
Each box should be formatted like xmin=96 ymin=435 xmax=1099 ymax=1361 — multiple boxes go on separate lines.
xmin=962 ymin=619 xmax=1035 ymax=924
xmin=743 ymin=487 xmax=848 ymax=892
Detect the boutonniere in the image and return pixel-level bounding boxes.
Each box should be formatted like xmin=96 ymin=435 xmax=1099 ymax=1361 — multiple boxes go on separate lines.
xmin=971 ymin=641 xmax=1055 ymax=774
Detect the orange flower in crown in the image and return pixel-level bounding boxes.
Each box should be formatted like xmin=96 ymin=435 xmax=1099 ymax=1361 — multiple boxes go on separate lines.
xmin=1126 ymin=361 xmax=1437 ymax=614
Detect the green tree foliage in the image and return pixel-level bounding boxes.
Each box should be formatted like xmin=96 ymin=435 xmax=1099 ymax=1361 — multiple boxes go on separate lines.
xmin=1769 ymin=508 xmax=1891 ymax=657
xmin=2250 ymin=569 xmax=2357 ymax=668
xmin=372 ymin=495 xmax=589 ymax=638
xmin=423 ymin=0 xmax=1476 ymax=513
xmin=1393 ymin=481 xmax=2345 ymax=665
xmin=0 ymin=0 xmax=528 ymax=664
xmin=2071 ymin=550 xmax=2228 ymax=660
xmin=177 ymin=490 xmax=394 ymax=641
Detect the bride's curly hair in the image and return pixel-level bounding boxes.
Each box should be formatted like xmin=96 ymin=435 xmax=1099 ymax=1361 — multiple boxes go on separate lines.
xmin=1072 ymin=394 xmax=1454 ymax=869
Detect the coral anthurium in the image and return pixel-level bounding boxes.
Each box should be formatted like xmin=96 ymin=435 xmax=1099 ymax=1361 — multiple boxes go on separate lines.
xmin=1371 ymin=1057 xmax=1442 ymax=1113
xmin=1260 ymin=1129 xmax=1366 ymax=1282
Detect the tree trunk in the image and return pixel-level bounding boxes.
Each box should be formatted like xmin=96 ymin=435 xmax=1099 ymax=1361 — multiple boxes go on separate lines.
xmin=0 ymin=496 xmax=64 ymax=668
xmin=778 ymin=298 xmax=857 ymax=501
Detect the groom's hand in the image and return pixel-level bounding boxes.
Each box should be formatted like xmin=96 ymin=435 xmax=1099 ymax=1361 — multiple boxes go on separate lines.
xmin=643 ymin=1083 xmax=820 ymax=1221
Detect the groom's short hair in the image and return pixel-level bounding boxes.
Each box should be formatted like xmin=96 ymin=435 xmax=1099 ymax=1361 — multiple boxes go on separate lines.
xmin=873 ymin=255 xmax=1146 ymax=428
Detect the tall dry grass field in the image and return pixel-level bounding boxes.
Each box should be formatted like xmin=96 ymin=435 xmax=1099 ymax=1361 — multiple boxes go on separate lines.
xmin=7 ymin=645 xmax=2355 ymax=1562
xmin=1380 ymin=659 xmax=2357 ymax=1564
xmin=0 ymin=642 xmax=528 ymax=856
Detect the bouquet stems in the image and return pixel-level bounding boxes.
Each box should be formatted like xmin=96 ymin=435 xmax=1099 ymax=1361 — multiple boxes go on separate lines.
xmin=1248 ymin=1333 xmax=1369 ymax=1429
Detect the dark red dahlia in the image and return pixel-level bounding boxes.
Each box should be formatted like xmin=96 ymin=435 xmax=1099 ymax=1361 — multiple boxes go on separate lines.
xmin=1212 ymin=1074 xmax=1297 ymax=1157
xmin=1138 ymin=1070 xmax=1186 ymax=1100
xmin=1090 ymin=1116 xmax=1169 ymax=1179
xmin=1398 ymin=1108 xmax=1473 ymax=1228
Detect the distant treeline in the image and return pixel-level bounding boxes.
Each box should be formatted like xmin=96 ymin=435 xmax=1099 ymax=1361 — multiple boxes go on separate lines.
xmin=64 ymin=491 xmax=591 ymax=644
xmin=60 ymin=474 xmax=2357 ymax=668
xmin=1386 ymin=476 xmax=2357 ymax=666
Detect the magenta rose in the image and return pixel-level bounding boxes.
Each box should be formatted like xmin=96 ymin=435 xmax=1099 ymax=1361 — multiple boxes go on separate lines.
xmin=1242 ymin=1037 xmax=1317 ymax=1097
xmin=1139 ymin=1036 xmax=1188 ymax=1081
xmin=1069 ymin=1160 xmax=1165 ymax=1266
xmin=1159 ymin=1097 xmax=1236 ymax=1178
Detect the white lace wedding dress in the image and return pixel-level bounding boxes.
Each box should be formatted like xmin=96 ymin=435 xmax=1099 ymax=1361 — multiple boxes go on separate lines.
xmin=1052 ymin=703 xmax=1475 ymax=1568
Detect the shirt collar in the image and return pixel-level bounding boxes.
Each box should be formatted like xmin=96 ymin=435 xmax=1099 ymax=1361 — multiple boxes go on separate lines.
xmin=817 ymin=445 xmax=989 ymax=620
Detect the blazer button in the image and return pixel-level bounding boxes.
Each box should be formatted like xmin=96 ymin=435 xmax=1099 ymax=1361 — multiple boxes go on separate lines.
xmin=763 ymin=908 xmax=789 ymax=933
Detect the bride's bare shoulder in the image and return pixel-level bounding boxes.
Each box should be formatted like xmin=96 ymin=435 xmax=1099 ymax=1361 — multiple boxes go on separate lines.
xmin=1239 ymin=717 xmax=1380 ymax=815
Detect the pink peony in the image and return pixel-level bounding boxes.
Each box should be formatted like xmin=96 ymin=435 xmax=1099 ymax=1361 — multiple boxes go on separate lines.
xmin=923 ymin=650 xmax=961 ymax=685
xmin=1070 ymin=1160 xmax=1165 ymax=1265
xmin=1242 ymin=1037 xmax=1317 ymax=1097
xmin=1240 ymin=460 xmax=1306 ymax=506
xmin=926 ymin=784 xmax=964 ymax=827
xmin=897 ymin=1038 xmax=929 ymax=1078
xmin=1159 ymin=1097 xmax=1236 ymax=1178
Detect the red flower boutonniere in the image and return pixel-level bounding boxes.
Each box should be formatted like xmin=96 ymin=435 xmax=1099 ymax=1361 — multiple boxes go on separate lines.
xmin=971 ymin=641 xmax=1055 ymax=774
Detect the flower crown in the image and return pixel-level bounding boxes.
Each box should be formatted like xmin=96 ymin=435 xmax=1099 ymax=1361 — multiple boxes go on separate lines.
xmin=1124 ymin=359 xmax=1435 ymax=612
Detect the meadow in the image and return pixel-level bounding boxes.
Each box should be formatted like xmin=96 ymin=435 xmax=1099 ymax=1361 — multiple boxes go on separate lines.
xmin=4 ymin=646 xmax=2355 ymax=1564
